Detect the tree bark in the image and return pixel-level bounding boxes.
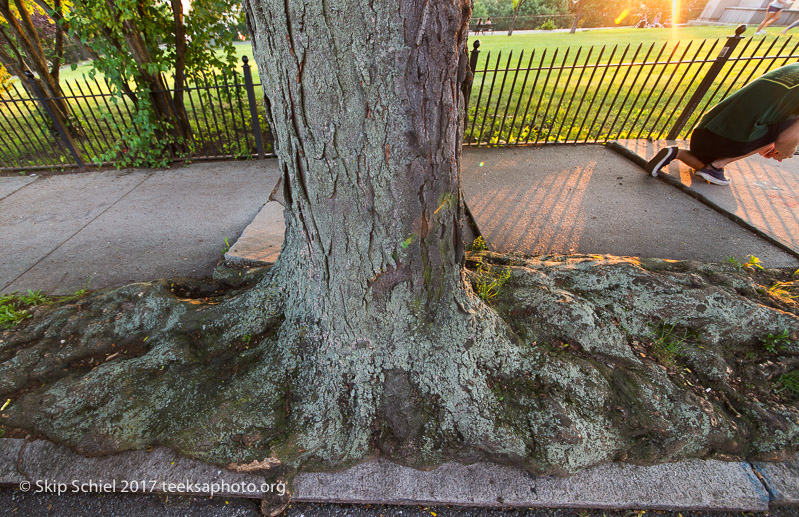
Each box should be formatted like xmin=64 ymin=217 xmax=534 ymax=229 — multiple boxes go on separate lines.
xmin=570 ymin=0 xmax=584 ymax=33
xmin=0 ymin=0 xmax=73 ymax=125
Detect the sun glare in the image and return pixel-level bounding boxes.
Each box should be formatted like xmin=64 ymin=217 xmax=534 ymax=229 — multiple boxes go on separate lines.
xmin=614 ymin=9 xmax=630 ymax=24
xmin=671 ymin=0 xmax=680 ymax=37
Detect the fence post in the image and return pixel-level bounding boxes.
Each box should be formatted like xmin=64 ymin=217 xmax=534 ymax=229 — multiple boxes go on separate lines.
xmin=242 ymin=56 xmax=265 ymax=159
xmin=24 ymin=71 xmax=85 ymax=169
xmin=463 ymin=39 xmax=480 ymax=132
xmin=666 ymin=24 xmax=747 ymax=141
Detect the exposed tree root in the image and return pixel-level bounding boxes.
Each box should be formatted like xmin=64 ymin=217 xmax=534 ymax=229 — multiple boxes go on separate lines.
xmin=1 ymin=254 xmax=797 ymax=477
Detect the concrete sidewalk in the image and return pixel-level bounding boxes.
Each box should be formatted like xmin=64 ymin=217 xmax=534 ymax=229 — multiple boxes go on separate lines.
xmin=0 ymin=161 xmax=280 ymax=295
xmin=1 ymin=146 xmax=799 ymax=513
xmin=612 ymin=139 xmax=799 ymax=259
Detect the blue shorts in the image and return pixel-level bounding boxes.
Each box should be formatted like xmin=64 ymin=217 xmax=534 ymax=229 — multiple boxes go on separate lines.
xmin=768 ymin=5 xmax=783 ymax=12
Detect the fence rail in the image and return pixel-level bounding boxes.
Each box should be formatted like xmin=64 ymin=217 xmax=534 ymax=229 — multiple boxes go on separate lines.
xmin=0 ymin=57 xmax=272 ymax=172
xmin=2 ymin=29 xmax=799 ymax=172
xmin=465 ymin=27 xmax=799 ymax=147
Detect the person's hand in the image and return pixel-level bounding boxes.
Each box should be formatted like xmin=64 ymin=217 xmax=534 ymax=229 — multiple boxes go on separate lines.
xmin=772 ymin=136 xmax=799 ymax=161
xmin=760 ymin=144 xmax=777 ymax=158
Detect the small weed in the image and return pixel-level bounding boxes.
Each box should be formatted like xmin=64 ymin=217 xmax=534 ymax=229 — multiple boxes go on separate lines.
xmin=744 ymin=255 xmax=765 ymax=271
xmin=469 ymin=236 xmax=488 ymax=252
xmin=61 ymin=280 xmax=92 ymax=302
xmin=222 ymin=237 xmax=231 ymax=256
xmin=242 ymin=334 xmax=252 ymax=345
xmin=761 ymin=329 xmax=792 ymax=354
xmin=648 ymin=321 xmax=693 ymax=366
xmin=726 ymin=256 xmax=743 ymax=271
xmin=775 ymin=370 xmax=799 ymax=396
xmin=0 ymin=290 xmax=52 ymax=329
xmin=474 ymin=263 xmax=511 ymax=303
xmin=20 ymin=289 xmax=47 ymax=306
xmin=769 ymin=279 xmax=799 ymax=304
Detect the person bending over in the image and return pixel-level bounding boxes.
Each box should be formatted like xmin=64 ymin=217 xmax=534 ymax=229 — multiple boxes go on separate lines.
xmin=645 ymin=63 xmax=799 ymax=185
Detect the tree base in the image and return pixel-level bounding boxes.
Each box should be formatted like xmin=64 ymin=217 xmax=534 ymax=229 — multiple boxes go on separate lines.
xmin=1 ymin=253 xmax=797 ymax=476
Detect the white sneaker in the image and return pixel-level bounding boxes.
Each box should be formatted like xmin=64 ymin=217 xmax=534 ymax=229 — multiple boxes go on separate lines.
xmin=755 ymin=30 xmax=766 ymax=35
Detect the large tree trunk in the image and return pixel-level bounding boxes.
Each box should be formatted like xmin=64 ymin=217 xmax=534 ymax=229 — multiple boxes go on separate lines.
xmin=243 ymin=0 xmax=491 ymax=467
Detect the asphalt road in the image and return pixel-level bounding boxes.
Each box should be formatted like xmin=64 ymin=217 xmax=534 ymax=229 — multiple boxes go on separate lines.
xmin=3 ymin=489 xmax=799 ymax=517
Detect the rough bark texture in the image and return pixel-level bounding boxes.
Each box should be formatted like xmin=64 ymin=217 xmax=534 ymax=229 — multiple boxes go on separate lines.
xmin=1 ymin=0 xmax=798 ymax=485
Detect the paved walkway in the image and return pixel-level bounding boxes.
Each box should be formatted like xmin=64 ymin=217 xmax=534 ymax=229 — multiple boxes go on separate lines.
xmin=1 ymin=145 xmax=798 ymax=512
xmin=613 ymin=139 xmax=799 ymax=258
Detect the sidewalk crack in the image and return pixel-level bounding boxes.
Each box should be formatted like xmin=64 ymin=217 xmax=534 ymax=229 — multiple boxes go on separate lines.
xmin=1 ymin=172 xmax=153 ymax=293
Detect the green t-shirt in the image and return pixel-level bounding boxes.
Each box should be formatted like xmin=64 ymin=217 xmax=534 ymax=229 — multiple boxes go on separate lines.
xmin=697 ymin=63 xmax=799 ymax=142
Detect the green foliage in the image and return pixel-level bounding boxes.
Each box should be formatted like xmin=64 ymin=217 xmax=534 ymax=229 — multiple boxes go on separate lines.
xmin=0 ymin=63 xmax=10 ymax=94
xmin=0 ymin=289 xmax=50 ymax=329
xmin=539 ymin=19 xmax=557 ymax=30
xmin=469 ymin=236 xmax=488 ymax=252
xmin=95 ymin=94 xmax=177 ymax=168
xmin=65 ymin=0 xmax=240 ymax=167
xmin=222 ymin=237 xmax=231 ymax=256
xmin=744 ymin=255 xmax=764 ymax=271
xmin=776 ymin=370 xmax=799 ymax=396
xmin=726 ymin=256 xmax=743 ymax=271
xmin=648 ymin=321 xmax=693 ymax=366
xmin=474 ymin=263 xmax=511 ymax=303
xmin=761 ymin=329 xmax=792 ymax=354
xmin=769 ymin=279 xmax=799 ymax=304
xmin=726 ymin=255 xmax=764 ymax=272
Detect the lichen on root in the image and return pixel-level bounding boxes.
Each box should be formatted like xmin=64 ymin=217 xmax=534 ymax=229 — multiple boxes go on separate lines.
xmin=0 ymin=253 xmax=797 ymax=478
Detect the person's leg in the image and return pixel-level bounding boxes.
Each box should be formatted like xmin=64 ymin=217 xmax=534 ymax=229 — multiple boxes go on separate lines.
xmin=711 ymin=143 xmax=774 ymax=168
xmin=781 ymin=17 xmax=799 ymax=33
xmin=757 ymin=10 xmax=780 ymax=33
xmin=676 ymin=149 xmax=705 ymax=169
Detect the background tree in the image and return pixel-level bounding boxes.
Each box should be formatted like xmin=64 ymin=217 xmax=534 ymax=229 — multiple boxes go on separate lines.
xmin=0 ymin=0 xmax=76 ymax=125
xmin=0 ymin=0 xmax=797 ymax=501
xmin=64 ymin=0 xmax=240 ymax=166
xmin=509 ymin=0 xmax=527 ymax=35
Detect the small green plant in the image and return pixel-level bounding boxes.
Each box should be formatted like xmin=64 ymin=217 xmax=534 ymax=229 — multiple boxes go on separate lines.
xmin=648 ymin=321 xmax=692 ymax=366
xmin=222 ymin=237 xmax=231 ymax=256
xmin=61 ymin=279 xmax=92 ymax=302
xmin=761 ymin=329 xmax=791 ymax=354
xmin=539 ymin=19 xmax=557 ymax=30
xmin=469 ymin=236 xmax=487 ymax=252
xmin=242 ymin=334 xmax=252 ymax=345
xmin=474 ymin=263 xmax=511 ymax=303
xmin=775 ymin=370 xmax=799 ymax=396
xmin=769 ymin=279 xmax=798 ymax=303
xmin=744 ymin=255 xmax=765 ymax=271
xmin=0 ymin=290 xmax=52 ymax=329
xmin=726 ymin=256 xmax=743 ymax=271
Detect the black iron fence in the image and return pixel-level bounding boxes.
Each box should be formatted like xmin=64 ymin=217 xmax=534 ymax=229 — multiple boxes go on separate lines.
xmin=3 ymin=29 xmax=799 ymax=172
xmin=464 ymin=27 xmax=799 ymax=146
xmin=0 ymin=56 xmax=271 ymax=172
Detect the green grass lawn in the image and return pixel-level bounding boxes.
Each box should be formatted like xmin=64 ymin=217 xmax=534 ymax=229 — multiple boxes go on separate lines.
xmin=469 ymin=26 xmax=761 ymax=63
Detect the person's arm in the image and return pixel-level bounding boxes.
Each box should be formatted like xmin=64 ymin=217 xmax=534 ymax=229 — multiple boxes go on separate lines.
xmin=771 ymin=117 xmax=799 ymax=160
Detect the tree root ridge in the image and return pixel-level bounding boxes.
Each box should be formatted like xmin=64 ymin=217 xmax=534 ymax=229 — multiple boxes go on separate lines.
xmin=0 ymin=255 xmax=797 ymax=474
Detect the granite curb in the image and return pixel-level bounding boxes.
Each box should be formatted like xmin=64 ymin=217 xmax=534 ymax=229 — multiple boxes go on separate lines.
xmin=0 ymin=438 xmax=796 ymax=511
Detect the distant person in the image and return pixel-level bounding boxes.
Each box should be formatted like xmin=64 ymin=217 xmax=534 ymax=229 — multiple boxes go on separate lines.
xmin=780 ymin=17 xmax=799 ymax=34
xmin=485 ymin=17 xmax=493 ymax=32
xmin=635 ymin=14 xmax=648 ymax=28
xmin=475 ymin=18 xmax=484 ymax=34
xmin=645 ymin=63 xmax=799 ymax=185
xmin=649 ymin=12 xmax=663 ymax=28
xmin=756 ymin=0 xmax=792 ymax=35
